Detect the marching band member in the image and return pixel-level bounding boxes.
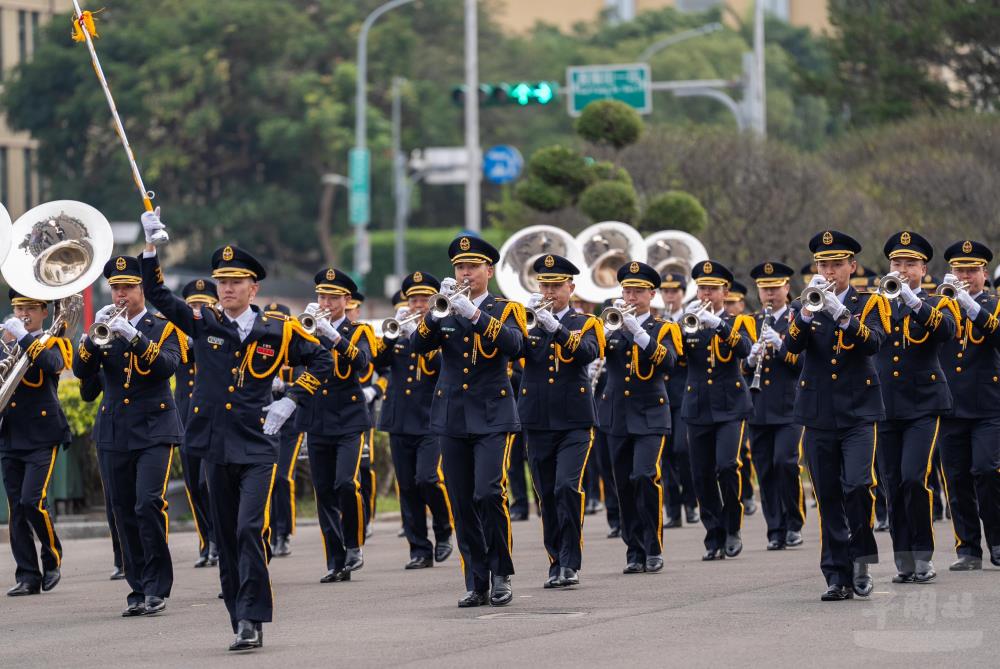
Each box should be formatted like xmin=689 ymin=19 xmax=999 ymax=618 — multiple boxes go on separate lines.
xmin=141 ymin=215 xmax=332 ymax=650
xmin=520 ymin=254 xmax=603 ymax=588
xmin=744 ymin=262 xmax=805 ymax=550
xmin=506 ymin=359 xmax=531 ymax=521
xmin=412 ymin=235 xmax=526 ymax=607
xmin=658 ymin=273 xmax=698 ymax=528
xmin=938 ymin=240 xmax=1000 ymax=571
xmin=262 ymin=302 xmax=303 ymax=558
xmin=725 ymin=280 xmax=758 ymax=516
xmin=298 ymin=270 xmax=374 ymax=583
xmin=348 ymin=291 xmax=379 ymax=538
xmin=372 ymin=271 xmax=454 ymax=569
xmin=873 ymin=232 xmax=955 ymax=584
xmin=598 ymin=262 xmax=678 ymax=574
xmin=1 ymin=291 xmax=72 ymax=596
xmin=681 ymin=261 xmax=754 ymax=561
xmin=590 ymin=337 xmax=621 ymax=538
xmin=73 ymin=256 xmax=184 ymax=617
xmin=178 ymin=279 xmax=219 ymax=568
xmin=784 ymin=231 xmax=886 ymax=601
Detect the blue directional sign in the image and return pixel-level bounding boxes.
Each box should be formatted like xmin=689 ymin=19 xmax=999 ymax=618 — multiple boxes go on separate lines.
xmin=483 ymin=145 xmax=524 ymax=185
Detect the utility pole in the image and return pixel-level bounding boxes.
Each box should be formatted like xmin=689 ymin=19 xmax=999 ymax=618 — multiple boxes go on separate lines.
xmin=464 ymin=0 xmax=481 ymax=232
xmin=391 ymin=77 xmax=407 ymax=283
xmin=751 ymin=0 xmax=767 ymax=137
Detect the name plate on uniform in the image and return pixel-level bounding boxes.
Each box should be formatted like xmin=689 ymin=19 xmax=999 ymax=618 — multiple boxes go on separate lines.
xmin=442 ymin=327 xmax=456 ymax=333
xmin=207 ymin=336 xmax=225 ymax=346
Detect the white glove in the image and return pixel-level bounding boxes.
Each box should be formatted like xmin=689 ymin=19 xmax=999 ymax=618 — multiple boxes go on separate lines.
xmin=439 ymin=278 xmax=458 ymax=298
xmin=762 ymin=327 xmax=782 ymax=348
xmin=271 ymin=375 xmax=285 ymax=394
xmin=700 ymin=310 xmax=722 ymax=329
xmin=822 ymin=290 xmax=848 ymax=321
xmin=614 ymin=298 xmax=627 ymax=310
xmin=303 ymin=302 xmax=320 ymax=316
xmin=747 ymin=341 xmax=764 ymax=368
xmin=314 ymin=317 xmax=338 ymax=341
xmin=3 ymin=316 xmax=27 ymax=341
xmin=942 ymin=273 xmax=959 ymax=287
xmin=622 ymin=312 xmax=642 ymax=336
xmin=536 ymin=308 xmax=559 ymax=333
xmin=140 ymin=206 xmax=169 ymax=245
xmin=109 ymin=317 xmax=138 ymax=341
xmin=394 ymin=307 xmax=411 ymax=322
xmin=94 ymin=304 xmax=117 ymax=323
xmin=362 ymin=386 xmax=377 ymax=403
xmin=955 ymin=289 xmax=979 ymax=317
xmin=526 ymin=292 xmax=544 ymax=310
xmin=808 ymin=274 xmax=828 ymax=289
xmin=450 ymin=292 xmax=477 ymax=319
xmin=899 ymin=279 xmax=921 ymax=309
xmin=262 ymin=397 xmax=297 ymax=435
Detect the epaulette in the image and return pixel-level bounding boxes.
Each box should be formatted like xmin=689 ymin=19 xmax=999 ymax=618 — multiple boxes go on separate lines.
xmin=155 ymin=313 xmax=167 ymax=320
xmin=265 ymin=311 xmax=290 ymax=321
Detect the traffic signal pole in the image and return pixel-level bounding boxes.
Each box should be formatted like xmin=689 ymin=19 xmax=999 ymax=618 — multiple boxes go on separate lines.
xmin=464 ymin=0 xmax=481 ymax=233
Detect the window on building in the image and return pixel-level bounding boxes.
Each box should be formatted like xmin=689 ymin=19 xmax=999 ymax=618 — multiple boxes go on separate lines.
xmin=24 ymin=148 xmax=33 ymax=211
xmin=18 ymin=10 xmax=27 ymax=64
xmin=0 ymin=148 xmax=8 ymax=209
xmin=764 ymin=0 xmax=790 ymax=21
xmin=676 ymin=0 xmax=722 ymax=12
xmin=31 ymin=12 xmax=40 ymax=51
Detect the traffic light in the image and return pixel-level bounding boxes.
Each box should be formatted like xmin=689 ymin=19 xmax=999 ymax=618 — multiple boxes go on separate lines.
xmin=451 ymin=81 xmax=559 ymax=108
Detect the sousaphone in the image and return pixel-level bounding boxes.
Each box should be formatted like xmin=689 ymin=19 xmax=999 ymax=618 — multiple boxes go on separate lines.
xmin=645 ymin=230 xmax=709 ymax=302
xmin=573 ymin=222 xmax=646 ymax=305
xmin=496 ymin=225 xmax=585 ymax=304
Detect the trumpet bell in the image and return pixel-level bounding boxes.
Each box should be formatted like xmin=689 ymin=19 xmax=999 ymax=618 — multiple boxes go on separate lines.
xmin=879 ymin=274 xmax=902 ymax=300
xmin=681 ymin=313 xmax=702 ymax=334
xmin=600 ymin=304 xmax=635 ymax=332
xmin=2 ymin=200 xmax=113 ymax=301
xmin=496 ymin=225 xmax=584 ymax=304
xmin=574 ymin=222 xmax=647 ymax=305
xmin=645 ymin=230 xmax=708 ymax=302
xmin=382 ymin=318 xmax=402 ymax=339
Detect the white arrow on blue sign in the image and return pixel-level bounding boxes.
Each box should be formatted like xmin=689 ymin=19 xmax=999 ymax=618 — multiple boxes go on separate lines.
xmin=482 ymin=145 xmax=524 ymax=185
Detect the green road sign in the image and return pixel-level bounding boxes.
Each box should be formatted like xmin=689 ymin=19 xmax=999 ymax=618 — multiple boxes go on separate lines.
xmin=349 ymin=147 xmax=370 ymax=226
xmin=566 ymin=63 xmax=652 ymax=117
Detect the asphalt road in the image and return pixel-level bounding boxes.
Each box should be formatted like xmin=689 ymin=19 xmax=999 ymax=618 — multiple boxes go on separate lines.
xmin=1 ymin=505 xmax=996 ymax=668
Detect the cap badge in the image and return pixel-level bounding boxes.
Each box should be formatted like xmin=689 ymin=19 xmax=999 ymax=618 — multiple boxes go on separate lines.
xmin=115 ymin=257 xmax=127 ymax=271
xmin=222 ymin=246 xmax=234 ymax=262
xmin=901 ymin=231 xmax=911 ymax=245
xmin=459 ymin=237 xmax=471 ymax=251
xmin=763 ymin=263 xmax=773 ymax=275
xmin=544 ymin=255 xmax=555 ymax=268
xmin=326 ymin=268 xmax=336 ymax=281
xmin=195 ymin=279 xmax=205 ymax=290
xmin=702 ymin=261 xmax=713 ymax=274
xmin=822 ymin=231 xmax=833 ymax=245
xmin=413 ymin=271 xmax=423 ymax=283
xmin=629 ymin=261 xmax=640 ymax=274
xmin=963 ymin=240 xmax=973 ymax=254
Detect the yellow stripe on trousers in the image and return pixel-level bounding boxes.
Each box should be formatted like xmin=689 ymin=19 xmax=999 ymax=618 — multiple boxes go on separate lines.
xmin=288 ymin=433 xmax=305 ymax=535
xmin=160 ymin=448 xmax=174 ymax=543
xmin=352 ymin=434 xmax=366 ymax=547
xmin=39 ymin=447 xmax=61 ymax=567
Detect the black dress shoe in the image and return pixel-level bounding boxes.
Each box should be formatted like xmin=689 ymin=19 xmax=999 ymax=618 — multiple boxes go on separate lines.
xmin=557 ymin=567 xmax=579 ymax=587
xmin=6 ymin=582 xmax=40 ymax=597
xmin=228 ymin=619 xmax=262 ymax=651
xmin=405 ymin=556 xmax=432 ymax=570
xmin=685 ymin=505 xmax=700 ymax=524
xmin=110 ymin=566 xmax=126 ymax=581
xmin=664 ymin=516 xmax=682 ymax=529
xmin=143 ymin=595 xmax=166 ymax=615
xmin=853 ymin=563 xmax=874 ymax=597
xmin=122 ymin=602 xmax=146 ymax=617
xmin=434 ymin=541 xmax=453 ymax=563
xmin=702 ymin=548 xmax=725 ymax=561
xmin=344 ymin=547 xmax=364 ymax=572
xmin=990 ymin=545 xmax=1000 ymax=567
xmin=892 ymin=572 xmax=915 ymax=583
xmin=785 ymin=530 xmax=803 ymax=547
xmin=457 ymin=590 xmax=489 ymax=608
xmin=743 ymin=498 xmax=757 ymax=516
xmin=320 ymin=569 xmax=351 ymax=583
xmin=949 ymin=555 xmax=982 ymax=571
xmin=365 ymin=524 xmax=374 ymax=540
xmin=218 ymin=592 xmax=224 ymax=599
xmin=913 ymin=560 xmax=936 ymax=583
xmin=622 ymin=562 xmax=645 ymax=574
xmin=544 ymin=570 xmax=563 ymax=588
xmin=725 ymin=534 xmax=743 ymax=558
xmin=273 ymin=535 xmax=291 ymax=557
xmin=767 ymin=539 xmax=786 ymax=551
xmin=645 ymin=556 xmax=664 ymax=573
xmin=490 ymin=575 xmax=512 ymax=606
xmin=397 ymin=527 xmax=406 ymax=538
xmin=510 ymin=511 xmax=529 ymax=522
xmin=874 ymin=518 xmax=890 ymax=532
xmin=194 ymin=556 xmax=210 ymax=568
xmin=41 ymin=569 xmax=60 ymax=592
xmin=584 ymin=499 xmax=599 ymax=515
xmin=821 ymin=584 xmax=853 ymax=601
xmin=207 ymin=542 xmax=219 ymax=566
xmin=606 ymin=527 xmax=621 ymax=539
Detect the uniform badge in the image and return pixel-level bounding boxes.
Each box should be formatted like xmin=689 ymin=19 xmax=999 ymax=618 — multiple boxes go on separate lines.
xmin=822 ymin=231 xmax=834 ymax=245
xmin=629 ymin=261 xmax=640 ymax=274
xmin=900 ymin=231 xmax=911 ymax=245
xmin=115 ymin=257 xmax=127 ymax=271
xmin=763 ymin=263 xmax=774 ymax=275
xmin=413 ymin=271 xmax=423 ymax=283
xmin=196 ymin=279 xmax=205 ymax=290
xmin=256 ymin=344 xmax=275 ymax=358
xmin=207 ymin=336 xmax=225 ymax=346
xmin=702 ymin=261 xmax=713 ymax=274
xmin=544 ymin=255 xmax=555 ymax=268
xmin=326 ymin=268 xmax=336 ymax=281
xmin=963 ymin=240 xmax=973 ymax=254
xmin=459 ymin=237 xmax=471 ymax=251
xmin=222 ymin=246 xmax=234 ymax=261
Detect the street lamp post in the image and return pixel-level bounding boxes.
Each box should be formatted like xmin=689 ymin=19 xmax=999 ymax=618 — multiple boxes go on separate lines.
xmin=638 ymin=22 xmax=723 ymax=62
xmin=464 ymin=0 xmax=481 ymax=233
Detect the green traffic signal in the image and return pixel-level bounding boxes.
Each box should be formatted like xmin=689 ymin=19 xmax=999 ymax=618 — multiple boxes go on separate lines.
xmin=451 ymin=81 xmax=559 ymax=107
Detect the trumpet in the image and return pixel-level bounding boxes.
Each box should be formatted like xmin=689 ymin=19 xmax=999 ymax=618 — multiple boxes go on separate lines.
xmin=878 ymin=272 xmax=903 ymax=299
xmin=525 ymin=299 xmax=555 ymax=330
xmin=936 ymin=278 xmax=970 ymax=299
xmin=382 ymin=311 xmax=424 ymax=340
xmin=750 ymin=306 xmax=774 ymax=392
xmin=681 ymin=300 xmax=713 ymax=334
xmin=601 ymin=303 xmax=637 ymax=332
xmin=88 ymin=302 xmax=129 ymax=346
xmin=429 ymin=280 xmax=472 ymax=319
xmin=299 ymin=309 xmax=332 ymax=335
xmin=800 ymin=280 xmax=835 ymax=313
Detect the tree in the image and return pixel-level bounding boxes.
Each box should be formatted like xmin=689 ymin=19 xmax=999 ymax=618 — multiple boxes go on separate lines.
xmin=575 ymin=100 xmax=643 ymax=149
xmin=639 ymin=191 xmax=707 ymax=234
xmin=578 ymin=180 xmax=639 ymax=224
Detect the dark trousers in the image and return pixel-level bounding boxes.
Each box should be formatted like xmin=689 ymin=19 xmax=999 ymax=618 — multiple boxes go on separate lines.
xmin=390 ymin=433 xmax=453 ymax=560
xmin=688 ymin=420 xmax=746 ymax=550
xmin=99 ymin=446 xmax=174 ymax=604
xmin=526 ymin=428 xmax=593 ymax=576
xmin=1 ymin=448 xmax=62 ymax=587
xmin=740 ymin=436 xmax=755 ymax=501
xmin=877 ymin=416 xmax=939 ymax=571
xmin=593 ymin=429 xmax=620 ymax=531
xmin=507 ymin=431 xmax=529 ymax=515
xmin=607 ymin=432 xmax=666 ymax=564
xmin=179 ymin=448 xmax=214 ymax=558
xmin=359 ymin=428 xmax=376 ymax=532
xmin=803 ymin=423 xmax=879 ymax=587
xmin=440 ymin=432 xmax=515 ymax=593
xmin=308 ymin=433 xmax=364 ymax=571
xmin=662 ymin=412 xmax=696 ymax=518
xmin=875 ymin=483 xmax=888 ymax=523
xmin=270 ymin=430 xmax=303 ymax=540
xmin=98 ymin=460 xmax=123 ymax=569
xmin=750 ymin=423 xmax=805 ymax=542
xmin=205 ymin=462 xmax=276 ymax=629
xmin=939 ymin=416 xmax=1000 ymax=558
